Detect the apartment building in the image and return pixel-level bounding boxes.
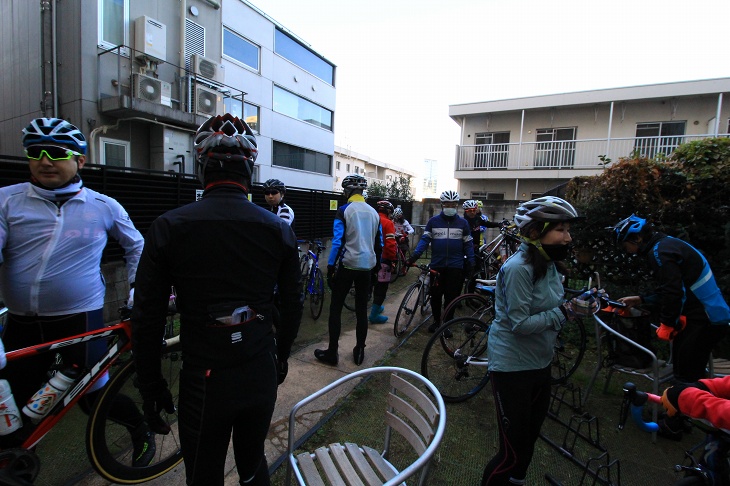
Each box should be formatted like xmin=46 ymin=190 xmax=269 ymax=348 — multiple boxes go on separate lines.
xmin=333 ymin=146 xmax=417 ymax=195
xmin=0 ymin=0 xmax=337 ymax=191
xmin=449 ymin=78 xmax=730 ymax=201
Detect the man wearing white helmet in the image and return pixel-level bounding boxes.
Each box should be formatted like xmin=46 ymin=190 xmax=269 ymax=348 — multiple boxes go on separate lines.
xmin=0 ymin=118 xmax=148 ymax=459
xmin=132 ymin=113 xmax=302 ymax=485
xmin=407 ymin=190 xmax=475 ymax=332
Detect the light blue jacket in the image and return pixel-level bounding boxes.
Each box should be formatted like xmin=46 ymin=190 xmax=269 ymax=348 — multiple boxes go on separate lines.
xmin=487 ymin=243 xmax=565 ymax=372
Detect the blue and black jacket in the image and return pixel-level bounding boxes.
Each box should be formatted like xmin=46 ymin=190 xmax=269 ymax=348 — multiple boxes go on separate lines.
xmin=412 ymin=212 xmax=475 ymax=269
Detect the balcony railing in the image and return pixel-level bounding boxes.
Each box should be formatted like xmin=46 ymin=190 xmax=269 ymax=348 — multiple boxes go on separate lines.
xmin=455 ymin=134 xmax=728 ymax=171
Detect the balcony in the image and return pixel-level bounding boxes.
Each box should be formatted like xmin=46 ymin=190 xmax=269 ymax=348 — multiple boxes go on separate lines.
xmin=97 ymin=46 xmax=246 ymax=130
xmin=454 ymin=134 xmax=727 ymax=175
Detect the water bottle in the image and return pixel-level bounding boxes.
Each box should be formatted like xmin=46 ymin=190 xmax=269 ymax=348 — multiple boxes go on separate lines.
xmin=0 ymin=380 xmax=22 ymax=435
xmin=22 ymin=366 xmax=80 ymax=423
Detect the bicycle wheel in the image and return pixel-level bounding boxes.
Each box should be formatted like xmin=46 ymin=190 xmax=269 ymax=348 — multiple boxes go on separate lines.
xmin=309 ymin=267 xmax=325 ymax=320
xmin=443 ymin=293 xmax=494 ymax=323
xmin=390 ymin=250 xmax=403 ymax=283
xmin=420 ymin=281 xmax=431 ymax=316
xmin=399 ymin=248 xmax=411 ymax=276
xmin=343 ymin=283 xmax=356 ymax=311
xmin=299 ymin=254 xmax=310 ymax=294
xmin=550 ymin=317 xmax=587 ymax=384
xmin=393 ymin=282 xmax=422 ymax=338
xmin=86 ymin=342 xmax=183 ymax=483
xmin=421 ymin=317 xmax=491 ymax=402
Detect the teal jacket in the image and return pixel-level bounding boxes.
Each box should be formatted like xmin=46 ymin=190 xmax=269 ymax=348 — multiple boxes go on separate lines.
xmin=487 ymin=243 xmax=565 ymax=372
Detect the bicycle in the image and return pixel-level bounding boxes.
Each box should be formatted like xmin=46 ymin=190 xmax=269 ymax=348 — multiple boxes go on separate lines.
xmin=297 ymin=240 xmax=327 ymax=320
xmin=464 ymin=220 xmax=519 ymax=294
xmin=421 ymin=272 xmax=622 ymax=402
xmin=620 ymin=382 xmax=730 ymax=485
xmin=389 ymin=234 xmax=411 ymax=283
xmin=442 ymin=278 xmax=495 ymax=323
xmin=0 ymin=304 xmax=182 ymax=485
xmin=393 ymin=264 xmax=439 ymax=338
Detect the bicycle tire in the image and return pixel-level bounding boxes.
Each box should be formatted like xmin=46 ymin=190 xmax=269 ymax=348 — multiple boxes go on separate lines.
xmin=400 ymin=248 xmax=411 ymax=276
xmin=550 ymin=317 xmax=587 ymax=384
xmin=309 ymin=268 xmax=325 ymax=320
xmin=421 ymin=317 xmax=491 ymax=402
xmin=393 ymin=282 xmax=422 ymax=338
xmin=389 ymin=250 xmax=403 ymax=283
xmin=420 ymin=280 xmax=431 ymax=316
xmin=343 ymin=283 xmax=356 ymax=312
xmin=443 ymin=293 xmax=494 ymax=323
xmin=299 ymin=254 xmax=310 ymax=295
xmin=86 ymin=341 xmax=183 ymax=484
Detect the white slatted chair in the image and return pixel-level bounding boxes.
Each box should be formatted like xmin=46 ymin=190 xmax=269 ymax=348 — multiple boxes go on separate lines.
xmin=286 ymin=366 xmax=446 ymax=486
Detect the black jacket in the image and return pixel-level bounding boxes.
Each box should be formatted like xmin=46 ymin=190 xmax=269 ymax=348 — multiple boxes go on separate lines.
xmin=132 ymin=184 xmax=303 ymax=380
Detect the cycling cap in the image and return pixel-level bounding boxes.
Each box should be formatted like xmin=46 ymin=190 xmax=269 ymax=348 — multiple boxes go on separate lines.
xmin=376 ymin=200 xmax=394 ymax=214
xmin=194 ymin=113 xmax=257 ymax=183
xmin=440 ymin=190 xmax=460 ymax=202
xmin=462 ymin=200 xmax=478 ymax=210
xmin=613 ymin=214 xmax=647 ymax=243
xmin=393 ymin=207 xmax=403 ymax=218
xmin=22 ymin=118 xmax=87 ymax=155
xmin=514 ymin=196 xmax=583 ymax=230
xmin=263 ymin=178 xmax=286 ymax=194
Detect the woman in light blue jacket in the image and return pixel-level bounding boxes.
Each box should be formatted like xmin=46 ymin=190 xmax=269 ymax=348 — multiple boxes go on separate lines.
xmin=482 ymin=196 xmax=584 ymax=486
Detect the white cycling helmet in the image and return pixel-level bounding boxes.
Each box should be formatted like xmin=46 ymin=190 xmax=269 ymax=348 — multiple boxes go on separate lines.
xmin=439 ymin=190 xmax=460 ymax=202
xmin=22 ymin=118 xmax=87 ymax=154
xmin=462 ymin=200 xmax=478 ymax=210
xmin=514 ymin=196 xmax=583 ymax=230
xmin=393 ymin=207 xmax=403 ymax=218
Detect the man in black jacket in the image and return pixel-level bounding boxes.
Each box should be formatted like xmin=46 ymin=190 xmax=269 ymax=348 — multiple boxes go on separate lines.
xmin=132 ymin=114 xmax=302 ymax=485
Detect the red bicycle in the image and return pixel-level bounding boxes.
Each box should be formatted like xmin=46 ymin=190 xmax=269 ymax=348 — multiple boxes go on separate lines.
xmin=0 ymin=305 xmax=182 ymax=485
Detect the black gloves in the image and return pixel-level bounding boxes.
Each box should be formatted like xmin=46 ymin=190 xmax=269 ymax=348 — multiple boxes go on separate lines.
xmin=136 ymin=378 xmax=175 ymax=434
xmin=406 ymin=256 xmax=418 ymax=267
xmin=327 ymin=265 xmax=336 ymax=289
xmin=277 ymin=359 xmax=289 ymax=385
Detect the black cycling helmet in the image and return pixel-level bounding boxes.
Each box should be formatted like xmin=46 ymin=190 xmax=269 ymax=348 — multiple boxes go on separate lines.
xmin=342 ymin=174 xmax=367 ymax=197
xmin=376 ymin=200 xmax=394 ymax=214
xmin=193 ymin=113 xmax=257 ymax=184
xmin=22 ymin=118 xmax=87 ymax=155
xmin=263 ymin=178 xmax=286 ymax=195
xmin=612 ymin=214 xmax=648 ymax=243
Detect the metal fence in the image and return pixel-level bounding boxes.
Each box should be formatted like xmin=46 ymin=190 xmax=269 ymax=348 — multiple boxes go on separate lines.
xmin=1 ymin=158 xmax=414 ymax=263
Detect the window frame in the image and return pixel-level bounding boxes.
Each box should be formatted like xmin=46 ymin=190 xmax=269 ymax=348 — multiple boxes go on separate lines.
xmin=634 ymin=121 xmax=686 ymax=158
xmin=534 ymin=127 xmax=577 ymax=169
xmin=99 ymin=137 xmax=130 ymax=167
xmin=222 ymin=26 xmax=260 ymax=73
xmin=274 ymin=28 xmax=335 ymax=86
xmin=273 ymin=85 xmax=333 ymax=131
xmin=98 ymin=0 xmax=130 ymax=55
xmin=272 ymin=140 xmax=332 ymax=176
xmin=474 ymin=131 xmax=510 ymax=169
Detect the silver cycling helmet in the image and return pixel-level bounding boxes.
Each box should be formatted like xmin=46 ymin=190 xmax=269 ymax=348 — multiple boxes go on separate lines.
xmin=193 ymin=113 xmax=257 ymax=184
xmin=439 ymin=190 xmax=460 ymax=202
xmin=22 ymin=118 xmax=88 ymax=155
xmin=462 ymin=200 xmax=478 ymax=210
xmin=263 ymin=178 xmax=286 ymax=195
xmin=342 ymin=174 xmax=367 ymax=197
xmin=393 ymin=207 xmax=403 ymax=218
xmin=514 ymin=196 xmax=583 ymax=230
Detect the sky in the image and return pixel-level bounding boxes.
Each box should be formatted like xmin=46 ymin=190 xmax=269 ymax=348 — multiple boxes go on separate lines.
xmin=248 ymin=0 xmax=730 ymax=191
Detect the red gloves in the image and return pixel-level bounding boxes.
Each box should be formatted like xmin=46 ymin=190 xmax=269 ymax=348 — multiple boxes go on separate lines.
xmin=656 ymin=315 xmax=687 ymax=341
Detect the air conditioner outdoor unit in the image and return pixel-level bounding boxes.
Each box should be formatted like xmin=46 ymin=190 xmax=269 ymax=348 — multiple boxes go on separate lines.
xmin=193 ymin=83 xmax=223 ymax=116
xmin=190 ymin=54 xmax=225 ymax=84
xmin=133 ymin=73 xmax=172 ymax=107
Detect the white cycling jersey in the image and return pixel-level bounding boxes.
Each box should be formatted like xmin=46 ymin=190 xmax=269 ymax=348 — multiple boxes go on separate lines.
xmin=270 ymin=201 xmax=294 ymax=226
xmin=0 ymin=183 xmax=144 ymax=316
xmin=394 ymin=219 xmax=414 ymax=236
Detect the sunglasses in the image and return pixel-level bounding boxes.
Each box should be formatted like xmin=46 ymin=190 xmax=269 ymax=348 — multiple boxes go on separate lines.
xmin=25 ymin=145 xmax=81 ymax=161
xmin=263 ymin=190 xmax=280 ymax=196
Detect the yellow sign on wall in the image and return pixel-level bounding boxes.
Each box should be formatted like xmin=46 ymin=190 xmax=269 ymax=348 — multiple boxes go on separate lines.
xmin=330 ymin=200 xmax=338 ymax=210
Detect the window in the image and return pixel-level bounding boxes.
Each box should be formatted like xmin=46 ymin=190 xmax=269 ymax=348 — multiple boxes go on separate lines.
xmin=474 ymin=132 xmax=510 ymax=169
xmin=273 ymin=141 xmax=331 ymax=175
xmin=100 ymin=138 xmax=129 ymax=167
xmin=346 ymin=163 xmax=350 ymax=172
xmin=486 ymin=193 xmax=505 ymax=200
xmin=336 ymin=161 xmax=341 ymax=170
xmin=223 ymin=27 xmax=259 ymax=72
xmin=223 ymin=98 xmax=260 ymax=134
xmin=530 ymin=193 xmax=543 ymax=199
xmin=98 ymin=0 xmax=129 ymax=52
xmin=534 ymin=127 xmax=576 ymax=168
xmin=274 ymin=29 xmax=334 ymax=85
xmin=634 ymin=121 xmax=686 ymax=158
xmin=273 ymin=86 xmax=332 ymax=130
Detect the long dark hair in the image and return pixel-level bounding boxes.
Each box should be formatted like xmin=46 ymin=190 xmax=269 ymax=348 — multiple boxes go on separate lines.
xmin=521 ymin=220 xmax=568 ymax=283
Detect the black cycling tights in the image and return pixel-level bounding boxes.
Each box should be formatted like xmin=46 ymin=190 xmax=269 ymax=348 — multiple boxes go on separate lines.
xmin=481 ymin=366 xmax=551 ymax=486
xmin=178 ymin=352 xmax=277 ymax=485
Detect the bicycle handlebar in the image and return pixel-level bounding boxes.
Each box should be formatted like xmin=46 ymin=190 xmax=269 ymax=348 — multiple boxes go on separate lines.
xmin=618 ymin=382 xmax=661 ymax=433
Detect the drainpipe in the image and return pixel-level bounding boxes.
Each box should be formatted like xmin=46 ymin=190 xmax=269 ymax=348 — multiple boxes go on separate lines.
xmin=180 ymin=0 xmax=186 ymax=78
xmin=514 ymin=179 xmax=519 ymax=200
xmin=605 ymin=101 xmax=614 ymax=166
xmin=518 ymin=110 xmax=525 ymax=169
xmin=714 ymin=93 xmax=723 ymax=136
xmin=52 ymin=0 xmax=58 ymax=115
